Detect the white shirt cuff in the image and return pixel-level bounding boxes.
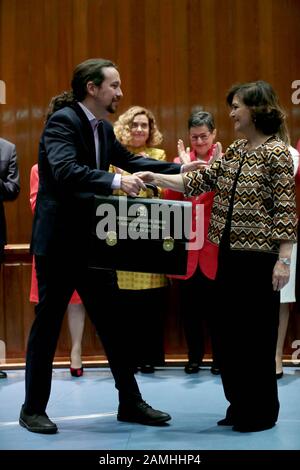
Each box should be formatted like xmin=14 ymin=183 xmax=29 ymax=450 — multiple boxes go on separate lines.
xmin=111 ymin=173 xmax=121 ymax=189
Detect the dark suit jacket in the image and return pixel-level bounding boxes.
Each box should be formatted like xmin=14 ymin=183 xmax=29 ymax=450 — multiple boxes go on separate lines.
xmin=32 ymin=103 xmax=180 ymax=256
xmin=0 ymin=138 xmax=20 ymax=249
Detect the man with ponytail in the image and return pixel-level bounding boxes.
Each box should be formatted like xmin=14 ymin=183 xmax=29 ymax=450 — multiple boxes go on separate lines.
xmin=19 ymin=58 xmax=200 ymax=434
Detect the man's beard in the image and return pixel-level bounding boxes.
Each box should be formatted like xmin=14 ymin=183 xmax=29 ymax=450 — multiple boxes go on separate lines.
xmin=106 ymin=100 xmax=118 ymax=114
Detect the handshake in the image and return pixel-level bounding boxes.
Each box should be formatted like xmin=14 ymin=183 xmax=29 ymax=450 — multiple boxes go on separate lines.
xmin=120 ymin=142 xmax=222 ymax=197
xmin=122 ymin=159 xmax=209 ymax=196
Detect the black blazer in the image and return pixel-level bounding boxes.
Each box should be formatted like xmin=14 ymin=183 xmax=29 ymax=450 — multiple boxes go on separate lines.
xmin=32 ymin=103 xmax=180 ymax=256
xmin=0 ymin=138 xmax=20 ymax=248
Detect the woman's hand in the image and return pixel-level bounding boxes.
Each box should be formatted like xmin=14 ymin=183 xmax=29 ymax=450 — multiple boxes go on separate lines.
xmin=134 ymin=171 xmax=156 ymax=183
xmin=272 ymin=260 xmax=290 ymax=291
xmin=209 ymin=141 xmax=222 ymax=164
xmin=177 ymin=139 xmax=190 ymax=164
xmin=135 ymin=171 xmax=184 ymax=192
xmin=181 ymin=160 xmax=206 ymax=172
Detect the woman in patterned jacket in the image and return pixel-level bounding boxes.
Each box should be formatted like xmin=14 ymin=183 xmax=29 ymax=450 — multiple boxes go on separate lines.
xmin=136 ymin=81 xmax=298 ymax=433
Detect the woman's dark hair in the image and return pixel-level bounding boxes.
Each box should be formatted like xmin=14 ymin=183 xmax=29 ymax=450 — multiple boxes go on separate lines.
xmin=46 ymin=58 xmax=117 ymax=119
xmin=226 ymin=80 xmax=286 ymax=135
xmin=46 ymin=91 xmax=74 ymax=120
xmin=188 ymin=111 xmax=215 ymax=132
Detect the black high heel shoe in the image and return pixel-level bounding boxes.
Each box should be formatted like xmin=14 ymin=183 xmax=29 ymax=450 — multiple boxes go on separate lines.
xmin=184 ymin=362 xmax=200 ymax=374
xmin=140 ymin=364 xmax=155 ymax=373
xmin=210 ymin=366 xmax=221 ymax=375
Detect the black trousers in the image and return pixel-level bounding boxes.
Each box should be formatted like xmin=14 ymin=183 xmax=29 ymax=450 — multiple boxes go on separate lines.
xmin=24 ymin=253 xmax=141 ymax=414
xmin=213 ymin=248 xmax=280 ymax=426
xmin=119 ymin=287 xmax=167 ymax=367
xmin=176 ymin=267 xmax=219 ymax=365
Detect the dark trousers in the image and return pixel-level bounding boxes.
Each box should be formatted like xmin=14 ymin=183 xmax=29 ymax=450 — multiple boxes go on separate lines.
xmin=176 ymin=267 xmax=218 ymax=365
xmin=24 ymin=253 xmax=141 ymax=414
xmin=213 ymin=248 xmax=280 ymax=426
xmin=119 ymin=288 xmax=167 ymax=367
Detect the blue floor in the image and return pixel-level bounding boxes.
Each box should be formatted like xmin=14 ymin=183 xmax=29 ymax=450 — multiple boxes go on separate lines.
xmin=1 ymin=367 xmax=300 ymax=462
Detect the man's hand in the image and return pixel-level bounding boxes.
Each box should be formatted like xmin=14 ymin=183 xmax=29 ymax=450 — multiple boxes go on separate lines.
xmin=120 ymin=174 xmax=147 ymax=196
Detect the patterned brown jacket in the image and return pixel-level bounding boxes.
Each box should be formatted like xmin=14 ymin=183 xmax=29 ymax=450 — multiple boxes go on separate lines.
xmin=183 ymin=136 xmax=298 ymax=253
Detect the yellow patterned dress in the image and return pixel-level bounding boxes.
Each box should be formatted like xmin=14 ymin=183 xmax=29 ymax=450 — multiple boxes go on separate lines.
xmin=111 ymin=146 xmax=168 ymax=290
xmin=110 ymin=146 xmax=168 ymax=368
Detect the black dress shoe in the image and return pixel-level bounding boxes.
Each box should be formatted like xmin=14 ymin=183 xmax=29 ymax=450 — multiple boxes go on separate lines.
xmin=140 ymin=364 xmax=155 ymax=374
xmin=218 ymin=406 xmax=234 ymax=426
xmin=19 ymin=405 xmax=58 ymax=434
xmin=117 ymin=400 xmax=171 ymax=425
xmin=276 ymin=371 xmax=283 ymax=380
xmin=210 ymin=366 xmax=221 ymax=375
xmin=0 ymin=370 xmax=7 ymax=379
xmin=184 ymin=362 xmax=200 ymax=374
xmin=217 ymin=417 xmax=234 ymax=426
xmin=233 ymin=421 xmax=276 ymax=433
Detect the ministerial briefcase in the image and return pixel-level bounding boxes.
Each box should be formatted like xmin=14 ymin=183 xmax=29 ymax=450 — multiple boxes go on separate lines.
xmin=88 ymin=194 xmax=193 ymax=275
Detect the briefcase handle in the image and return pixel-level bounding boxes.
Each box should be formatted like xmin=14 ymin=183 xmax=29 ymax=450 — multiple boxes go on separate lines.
xmin=127 ymin=183 xmax=159 ymax=199
xmin=144 ymin=183 xmax=159 ymax=198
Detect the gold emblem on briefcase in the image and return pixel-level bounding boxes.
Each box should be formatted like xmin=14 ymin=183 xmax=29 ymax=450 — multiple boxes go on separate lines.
xmin=163 ymin=237 xmax=174 ymax=252
xmin=106 ymin=231 xmax=118 ymax=246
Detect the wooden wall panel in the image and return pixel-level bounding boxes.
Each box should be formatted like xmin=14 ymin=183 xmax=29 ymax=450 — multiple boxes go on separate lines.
xmin=0 ymin=248 xmax=108 ymax=363
xmin=159 ymin=0 xmax=177 ymax=157
xmin=144 ymin=0 xmax=160 ymax=116
xmin=0 ymin=249 xmax=188 ymax=363
xmin=1 ymin=0 xmax=299 ymax=244
xmin=0 ymin=0 xmax=300 ymax=363
xmin=1 ymin=252 xmax=300 ymax=363
xmin=3 ymin=264 xmax=25 ymax=356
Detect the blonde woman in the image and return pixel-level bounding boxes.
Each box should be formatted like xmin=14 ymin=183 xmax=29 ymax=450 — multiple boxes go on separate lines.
xmin=113 ymin=106 xmax=168 ymax=373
